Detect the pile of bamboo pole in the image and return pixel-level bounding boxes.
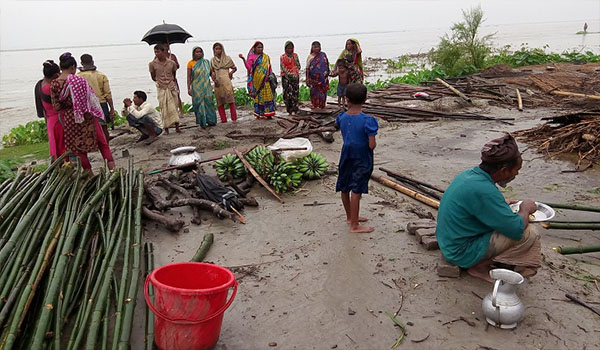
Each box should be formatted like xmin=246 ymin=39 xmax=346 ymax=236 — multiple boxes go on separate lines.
xmin=363 ymin=102 xmax=512 ymax=123
xmin=0 ymin=155 xmax=145 ymax=349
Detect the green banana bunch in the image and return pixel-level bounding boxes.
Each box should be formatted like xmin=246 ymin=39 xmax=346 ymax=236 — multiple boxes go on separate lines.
xmin=268 ymin=161 xmax=303 ymax=193
xmin=296 ymin=153 xmax=329 ymax=180
xmin=245 ymin=145 xmax=274 ymax=176
xmin=215 ymin=153 xmax=246 ymax=181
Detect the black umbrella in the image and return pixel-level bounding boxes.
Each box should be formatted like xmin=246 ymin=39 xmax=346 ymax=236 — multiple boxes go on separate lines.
xmin=141 ymin=22 xmax=192 ymax=45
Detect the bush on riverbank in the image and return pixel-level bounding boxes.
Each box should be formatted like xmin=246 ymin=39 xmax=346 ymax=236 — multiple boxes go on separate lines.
xmin=488 ymin=45 xmax=600 ymax=67
xmin=2 ymin=120 xmax=48 ymax=147
xmin=430 ymin=5 xmax=494 ymax=77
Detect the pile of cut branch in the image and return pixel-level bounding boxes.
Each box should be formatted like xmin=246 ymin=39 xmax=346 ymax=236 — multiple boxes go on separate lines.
xmin=143 ymin=171 xmax=258 ymax=232
xmin=514 ymin=113 xmax=600 ymax=169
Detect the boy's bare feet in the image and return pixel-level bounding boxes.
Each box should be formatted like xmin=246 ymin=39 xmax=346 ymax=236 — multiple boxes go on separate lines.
xmin=350 ymin=224 xmax=374 ymax=233
xmin=346 ymin=217 xmax=368 ymax=224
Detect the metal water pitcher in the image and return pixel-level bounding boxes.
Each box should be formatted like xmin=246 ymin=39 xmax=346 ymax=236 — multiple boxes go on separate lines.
xmin=482 ymin=268 xmax=525 ymax=329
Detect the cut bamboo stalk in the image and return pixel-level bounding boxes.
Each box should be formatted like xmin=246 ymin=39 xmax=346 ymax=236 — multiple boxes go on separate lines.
xmin=117 ymin=171 xmax=145 ymax=349
xmin=379 ymin=168 xmax=446 ymax=193
xmin=435 ymin=78 xmax=472 ymax=103
xmin=516 ymin=88 xmax=523 ymax=111
xmin=553 ymin=245 xmax=600 ymax=255
xmin=551 ymin=90 xmax=600 ymax=100
xmin=145 ymin=242 xmax=155 ymax=350
xmin=541 ymin=222 xmax=600 ymax=230
xmin=234 ymin=148 xmax=284 ymax=203
xmin=191 ymin=233 xmax=214 ymax=262
xmin=371 ymin=174 xmax=440 ymax=209
xmin=544 ymin=202 xmax=600 ymax=213
xmin=30 ymin=172 xmax=120 ymax=349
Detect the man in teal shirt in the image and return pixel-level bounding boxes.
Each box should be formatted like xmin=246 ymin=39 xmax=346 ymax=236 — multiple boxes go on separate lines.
xmin=436 ymin=134 xmax=541 ymax=282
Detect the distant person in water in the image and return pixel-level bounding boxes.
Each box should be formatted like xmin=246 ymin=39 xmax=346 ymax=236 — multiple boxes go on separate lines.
xmin=280 ymin=41 xmax=301 ymax=114
xmin=122 ymin=90 xmax=163 ymax=145
xmin=306 ymin=41 xmax=330 ymax=109
xmin=149 ymin=44 xmax=183 ymax=134
xmin=34 ymin=60 xmax=65 ymax=159
xmin=77 ymin=53 xmax=115 ymax=143
xmin=330 ymin=59 xmax=349 ymax=109
xmin=211 ymin=42 xmax=238 ymax=123
xmin=239 ymin=41 xmax=276 ymax=119
xmin=584 ymin=22 xmax=588 ymax=33
xmin=51 ymin=52 xmax=115 ymax=174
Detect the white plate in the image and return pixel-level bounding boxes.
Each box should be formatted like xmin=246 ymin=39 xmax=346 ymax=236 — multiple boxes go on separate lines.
xmin=510 ymin=201 xmax=556 ymax=222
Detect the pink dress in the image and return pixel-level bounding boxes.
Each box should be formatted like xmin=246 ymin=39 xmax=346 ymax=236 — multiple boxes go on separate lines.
xmin=41 ymin=82 xmax=65 ymax=158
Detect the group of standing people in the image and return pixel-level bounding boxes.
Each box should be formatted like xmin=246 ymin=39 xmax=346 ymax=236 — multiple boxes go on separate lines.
xmin=280 ymin=38 xmax=364 ymax=113
xmin=185 ymin=43 xmax=238 ymax=127
xmin=178 ymin=38 xmax=365 ymax=123
xmin=35 ymin=53 xmax=115 ymax=174
xmin=32 ymin=38 xmax=364 ymax=172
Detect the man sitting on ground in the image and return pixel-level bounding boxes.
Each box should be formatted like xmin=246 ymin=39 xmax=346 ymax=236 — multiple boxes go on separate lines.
xmin=122 ymin=90 xmax=163 ymax=144
xmin=436 ymin=134 xmax=541 ymax=282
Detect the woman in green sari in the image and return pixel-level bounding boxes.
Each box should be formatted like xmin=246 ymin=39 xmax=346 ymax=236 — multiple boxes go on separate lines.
xmin=187 ymin=47 xmax=217 ymax=127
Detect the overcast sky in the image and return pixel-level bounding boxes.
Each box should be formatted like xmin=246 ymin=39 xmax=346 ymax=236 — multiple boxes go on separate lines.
xmin=1 ymin=0 xmax=598 ymax=51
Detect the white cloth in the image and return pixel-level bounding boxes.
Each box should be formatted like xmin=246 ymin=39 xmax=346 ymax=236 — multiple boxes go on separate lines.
xmin=122 ymin=101 xmax=163 ymax=128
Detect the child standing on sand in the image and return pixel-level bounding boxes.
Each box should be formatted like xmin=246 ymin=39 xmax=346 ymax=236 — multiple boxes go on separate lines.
xmin=335 ymin=83 xmax=378 ymax=233
xmin=330 ymin=59 xmax=350 ymax=109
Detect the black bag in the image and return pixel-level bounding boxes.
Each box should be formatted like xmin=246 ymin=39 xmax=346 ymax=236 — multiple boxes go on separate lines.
xmin=195 ymin=173 xmax=243 ymax=211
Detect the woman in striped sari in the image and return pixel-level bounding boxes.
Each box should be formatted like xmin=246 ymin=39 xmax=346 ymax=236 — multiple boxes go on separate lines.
xmin=306 ymin=41 xmax=330 ymax=109
xmin=239 ymin=41 xmax=275 ymax=119
xmin=187 ymin=47 xmax=217 ymax=127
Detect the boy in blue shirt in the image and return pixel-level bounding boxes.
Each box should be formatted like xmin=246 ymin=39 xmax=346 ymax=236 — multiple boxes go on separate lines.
xmin=335 ymin=84 xmax=379 ymax=233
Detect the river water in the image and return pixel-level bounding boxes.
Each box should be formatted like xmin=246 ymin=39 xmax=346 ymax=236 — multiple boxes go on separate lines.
xmin=1 ymin=0 xmax=599 ymax=137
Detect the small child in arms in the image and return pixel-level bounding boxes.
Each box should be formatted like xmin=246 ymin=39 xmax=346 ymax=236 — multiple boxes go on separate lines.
xmin=335 ymin=83 xmax=378 ymax=233
xmin=330 ymin=60 xmax=349 ymax=109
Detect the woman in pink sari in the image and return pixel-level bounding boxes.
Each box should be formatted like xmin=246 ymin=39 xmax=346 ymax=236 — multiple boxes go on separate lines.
xmin=34 ymin=60 xmax=65 ymax=159
xmin=51 ymin=52 xmax=115 ymax=174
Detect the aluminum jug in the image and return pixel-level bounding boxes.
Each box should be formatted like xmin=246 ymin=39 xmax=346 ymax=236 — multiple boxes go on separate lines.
xmin=482 ymin=268 xmax=525 ymax=329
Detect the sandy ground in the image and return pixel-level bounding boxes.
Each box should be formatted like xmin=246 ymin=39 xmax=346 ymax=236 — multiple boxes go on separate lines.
xmin=99 ymin=97 xmax=600 ymax=349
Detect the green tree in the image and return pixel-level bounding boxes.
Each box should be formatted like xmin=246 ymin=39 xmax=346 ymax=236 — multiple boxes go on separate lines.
xmin=430 ymin=6 xmax=495 ymax=77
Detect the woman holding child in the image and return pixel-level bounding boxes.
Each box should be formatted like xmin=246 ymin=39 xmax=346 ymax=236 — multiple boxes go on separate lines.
xmin=337 ymin=38 xmax=364 ymax=84
xmin=306 ymin=41 xmax=330 ymax=109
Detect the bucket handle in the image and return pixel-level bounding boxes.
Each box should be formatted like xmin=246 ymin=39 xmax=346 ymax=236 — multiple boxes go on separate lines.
xmin=144 ymin=275 xmax=238 ymax=325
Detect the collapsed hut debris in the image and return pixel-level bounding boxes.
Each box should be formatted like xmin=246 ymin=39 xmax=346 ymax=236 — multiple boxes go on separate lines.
xmin=513 ymin=111 xmax=600 ymax=170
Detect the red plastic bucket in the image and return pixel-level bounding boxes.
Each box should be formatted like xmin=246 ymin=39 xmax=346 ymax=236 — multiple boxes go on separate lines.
xmin=145 ymin=262 xmax=238 ymax=350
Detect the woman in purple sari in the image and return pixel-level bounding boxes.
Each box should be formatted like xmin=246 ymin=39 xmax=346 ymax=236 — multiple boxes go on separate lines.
xmin=306 ymin=41 xmax=330 ymax=109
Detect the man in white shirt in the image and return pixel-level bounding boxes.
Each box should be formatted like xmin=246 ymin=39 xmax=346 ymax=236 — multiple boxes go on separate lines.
xmin=122 ymin=90 xmax=163 ymax=144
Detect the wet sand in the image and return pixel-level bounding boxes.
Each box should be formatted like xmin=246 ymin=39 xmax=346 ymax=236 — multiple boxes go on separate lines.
xmin=98 ymin=95 xmax=600 ymax=349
